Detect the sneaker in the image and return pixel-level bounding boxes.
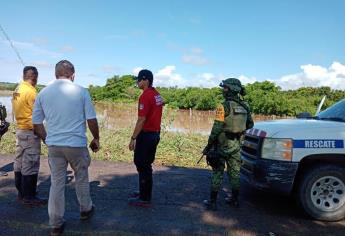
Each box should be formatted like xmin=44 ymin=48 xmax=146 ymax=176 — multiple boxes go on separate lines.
xmin=50 ymin=223 xmax=64 ymax=236
xmin=0 ymin=171 xmax=8 ymax=176
xmin=128 ymin=197 xmax=151 ymax=207
xmin=203 ymin=199 xmax=217 ymax=211
xmin=80 ymin=205 xmax=95 ymax=220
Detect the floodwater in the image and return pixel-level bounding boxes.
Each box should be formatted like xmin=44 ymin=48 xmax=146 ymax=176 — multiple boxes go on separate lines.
xmin=0 ymin=95 xmax=288 ymax=135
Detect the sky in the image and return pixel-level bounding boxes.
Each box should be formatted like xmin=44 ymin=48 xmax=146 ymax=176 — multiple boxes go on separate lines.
xmin=1 ymin=0 xmax=345 ymax=90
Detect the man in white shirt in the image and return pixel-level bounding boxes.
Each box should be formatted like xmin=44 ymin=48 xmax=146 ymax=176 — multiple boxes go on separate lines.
xmin=32 ymin=60 xmax=100 ymax=236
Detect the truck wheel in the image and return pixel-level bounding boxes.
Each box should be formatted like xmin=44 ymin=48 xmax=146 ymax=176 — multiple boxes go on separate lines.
xmin=299 ymin=165 xmax=345 ymax=221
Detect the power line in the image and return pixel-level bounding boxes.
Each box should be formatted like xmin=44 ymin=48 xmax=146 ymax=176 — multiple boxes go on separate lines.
xmin=0 ymin=24 xmax=25 ymax=66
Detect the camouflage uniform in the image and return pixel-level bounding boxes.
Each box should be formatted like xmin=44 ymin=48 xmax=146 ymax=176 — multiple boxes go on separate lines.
xmin=0 ymin=104 xmax=10 ymax=176
xmin=204 ymin=78 xmax=254 ymax=210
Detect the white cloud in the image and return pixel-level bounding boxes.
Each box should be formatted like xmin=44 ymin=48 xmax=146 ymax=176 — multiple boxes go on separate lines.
xmin=31 ymin=60 xmax=53 ymax=68
xmin=238 ymin=75 xmax=258 ymax=85
xmin=0 ymin=58 xmax=55 ymax=84
xmin=131 ymin=65 xmax=225 ymax=88
xmin=132 ymin=67 xmax=143 ymax=76
xmin=155 ymin=66 xmax=185 ymax=87
xmin=182 ymin=47 xmax=209 ymax=66
xmin=276 ymin=61 xmax=345 ymax=90
xmin=101 ymin=65 xmax=121 ymax=74
xmin=0 ymin=40 xmax=62 ymax=58
xmin=60 ymin=45 xmax=74 ymax=53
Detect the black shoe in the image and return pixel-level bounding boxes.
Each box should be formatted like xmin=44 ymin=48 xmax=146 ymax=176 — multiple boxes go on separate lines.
xmin=50 ymin=223 xmax=65 ymax=236
xmin=128 ymin=197 xmax=151 ymax=207
xmin=203 ymin=199 xmax=217 ymax=211
xmin=225 ymin=189 xmax=239 ymax=207
xmin=80 ymin=205 xmax=95 ymax=220
xmin=225 ymin=196 xmax=239 ymax=207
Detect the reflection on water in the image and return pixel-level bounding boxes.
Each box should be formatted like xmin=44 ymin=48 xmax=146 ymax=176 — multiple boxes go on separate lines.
xmin=95 ymin=102 xmax=216 ymax=135
xmin=94 ymin=102 xmax=289 ymax=135
xmin=0 ymin=97 xmax=290 ymax=134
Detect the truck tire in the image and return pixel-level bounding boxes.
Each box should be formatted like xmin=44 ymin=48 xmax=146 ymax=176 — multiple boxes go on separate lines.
xmin=299 ymin=165 xmax=345 ymax=221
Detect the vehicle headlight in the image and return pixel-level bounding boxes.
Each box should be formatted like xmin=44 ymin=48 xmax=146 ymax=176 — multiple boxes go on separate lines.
xmin=261 ymin=138 xmax=293 ymax=161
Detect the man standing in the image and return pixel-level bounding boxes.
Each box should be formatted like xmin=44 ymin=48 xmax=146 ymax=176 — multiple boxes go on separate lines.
xmin=32 ymin=60 xmax=99 ymax=235
xmin=12 ymin=66 xmax=46 ymax=205
xmin=128 ymin=69 xmax=163 ymax=207
xmin=203 ymin=78 xmax=254 ymax=210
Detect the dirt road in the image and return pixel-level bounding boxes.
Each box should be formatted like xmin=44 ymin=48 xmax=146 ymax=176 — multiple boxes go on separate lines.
xmin=0 ymin=154 xmax=344 ymax=236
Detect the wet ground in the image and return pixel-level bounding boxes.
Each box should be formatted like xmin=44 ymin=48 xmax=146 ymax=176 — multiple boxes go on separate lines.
xmin=0 ymin=154 xmax=344 ymax=236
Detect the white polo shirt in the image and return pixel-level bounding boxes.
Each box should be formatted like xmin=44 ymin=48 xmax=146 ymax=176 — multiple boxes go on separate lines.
xmin=32 ymin=78 xmax=96 ymax=147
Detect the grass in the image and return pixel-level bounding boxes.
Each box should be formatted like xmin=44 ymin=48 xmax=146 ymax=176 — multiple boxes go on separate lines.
xmin=0 ymin=109 xmax=209 ymax=169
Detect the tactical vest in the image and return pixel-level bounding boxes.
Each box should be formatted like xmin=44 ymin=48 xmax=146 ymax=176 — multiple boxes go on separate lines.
xmin=223 ymin=100 xmax=248 ymax=133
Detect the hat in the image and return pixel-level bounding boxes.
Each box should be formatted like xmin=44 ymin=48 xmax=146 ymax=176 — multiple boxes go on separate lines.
xmin=136 ymin=69 xmax=153 ymax=82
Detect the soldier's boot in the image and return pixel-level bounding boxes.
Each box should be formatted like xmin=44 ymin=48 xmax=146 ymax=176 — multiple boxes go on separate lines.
xmin=22 ymin=174 xmax=47 ymax=206
xmin=225 ymin=189 xmax=239 ymax=207
xmin=14 ymin=171 xmax=23 ymax=202
xmin=203 ymin=191 xmax=218 ymax=211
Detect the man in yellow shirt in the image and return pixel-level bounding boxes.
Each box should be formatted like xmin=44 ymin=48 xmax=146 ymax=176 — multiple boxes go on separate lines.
xmin=12 ymin=66 xmax=47 ymax=206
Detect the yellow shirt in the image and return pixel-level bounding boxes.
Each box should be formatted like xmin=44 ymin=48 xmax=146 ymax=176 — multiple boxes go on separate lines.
xmin=12 ymin=81 xmax=37 ymax=130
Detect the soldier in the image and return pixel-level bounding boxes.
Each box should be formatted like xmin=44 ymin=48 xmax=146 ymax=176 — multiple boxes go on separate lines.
xmin=203 ymin=78 xmax=254 ymax=210
xmin=12 ymin=66 xmax=47 ymax=206
xmin=0 ymin=103 xmax=10 ymax=176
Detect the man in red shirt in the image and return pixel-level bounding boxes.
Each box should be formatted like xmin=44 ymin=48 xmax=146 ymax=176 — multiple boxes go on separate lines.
xmin=128 ymin=69 xmax=163 ymax=207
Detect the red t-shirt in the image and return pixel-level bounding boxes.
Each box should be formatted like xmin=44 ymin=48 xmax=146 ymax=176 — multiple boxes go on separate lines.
xmin=138 ymin=87 xmax=163 ymax=132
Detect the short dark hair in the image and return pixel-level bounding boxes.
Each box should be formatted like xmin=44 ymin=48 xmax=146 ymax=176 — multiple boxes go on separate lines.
xmin=23 ymin=66 xmax=38 ymax=77
xmin=55 ymin=60 xmax=75 ymax=78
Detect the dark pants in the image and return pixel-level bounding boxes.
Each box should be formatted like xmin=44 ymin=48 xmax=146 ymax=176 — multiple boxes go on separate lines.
xmin=134 ymin=131 xmax=160 ymax=201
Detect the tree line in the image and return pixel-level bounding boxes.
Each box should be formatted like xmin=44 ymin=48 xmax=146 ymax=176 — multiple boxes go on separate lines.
xmin=2 ymin=76 xmax=344 ymax=116
xmin=88 ymin=75 xmax=345 ymax=116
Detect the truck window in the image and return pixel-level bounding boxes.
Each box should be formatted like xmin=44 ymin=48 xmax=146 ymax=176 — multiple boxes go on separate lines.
xmin=317 ymin=99 xmax=345 ymax=122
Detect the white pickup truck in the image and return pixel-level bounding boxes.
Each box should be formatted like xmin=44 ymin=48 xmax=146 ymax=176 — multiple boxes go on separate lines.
xmin=240 ymin=98 xmax=345 ymax=221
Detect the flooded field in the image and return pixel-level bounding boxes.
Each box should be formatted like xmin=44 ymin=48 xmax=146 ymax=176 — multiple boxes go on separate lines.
xmin=0 ymin=95 xmax=291 ymax=135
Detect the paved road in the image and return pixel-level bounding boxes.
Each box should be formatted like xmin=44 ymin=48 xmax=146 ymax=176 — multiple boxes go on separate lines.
xmin=0 ymin=154 xmax=344 ymax=236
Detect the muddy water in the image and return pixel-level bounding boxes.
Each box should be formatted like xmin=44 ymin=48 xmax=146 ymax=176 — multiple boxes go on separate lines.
xmin=0 ymin=96 xmax=290 ymax=134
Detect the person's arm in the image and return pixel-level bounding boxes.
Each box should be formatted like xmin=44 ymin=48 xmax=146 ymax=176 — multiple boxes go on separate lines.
xmin=129 ymin=93 xmax=149 ymax=151
xmin=33 ymin=124 xmax=47 ymax=143
xmin=32 ymin=94 xmax=46 ymax=143
xmin=87 ymin=118 xmax=100 ymax=152
xmin=84 ymin=89 xmax=100 ymax=152
xmin=128 ymin=116 xmax=146 ymax=151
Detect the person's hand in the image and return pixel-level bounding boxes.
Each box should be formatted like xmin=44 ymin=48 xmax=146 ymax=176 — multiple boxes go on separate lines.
xmin=128 ymin=139 xmax=136 ymax=151
xmin=89 ymin=138 xmax=100 ymax=153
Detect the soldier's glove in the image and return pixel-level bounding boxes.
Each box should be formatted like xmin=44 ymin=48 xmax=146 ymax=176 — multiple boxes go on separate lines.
xmin=206 ymin=147 xmax=220 ymax=169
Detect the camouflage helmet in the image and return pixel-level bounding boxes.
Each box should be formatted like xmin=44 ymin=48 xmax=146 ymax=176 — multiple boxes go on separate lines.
xmin=219 ymin=78 xmax=242 ymax=93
